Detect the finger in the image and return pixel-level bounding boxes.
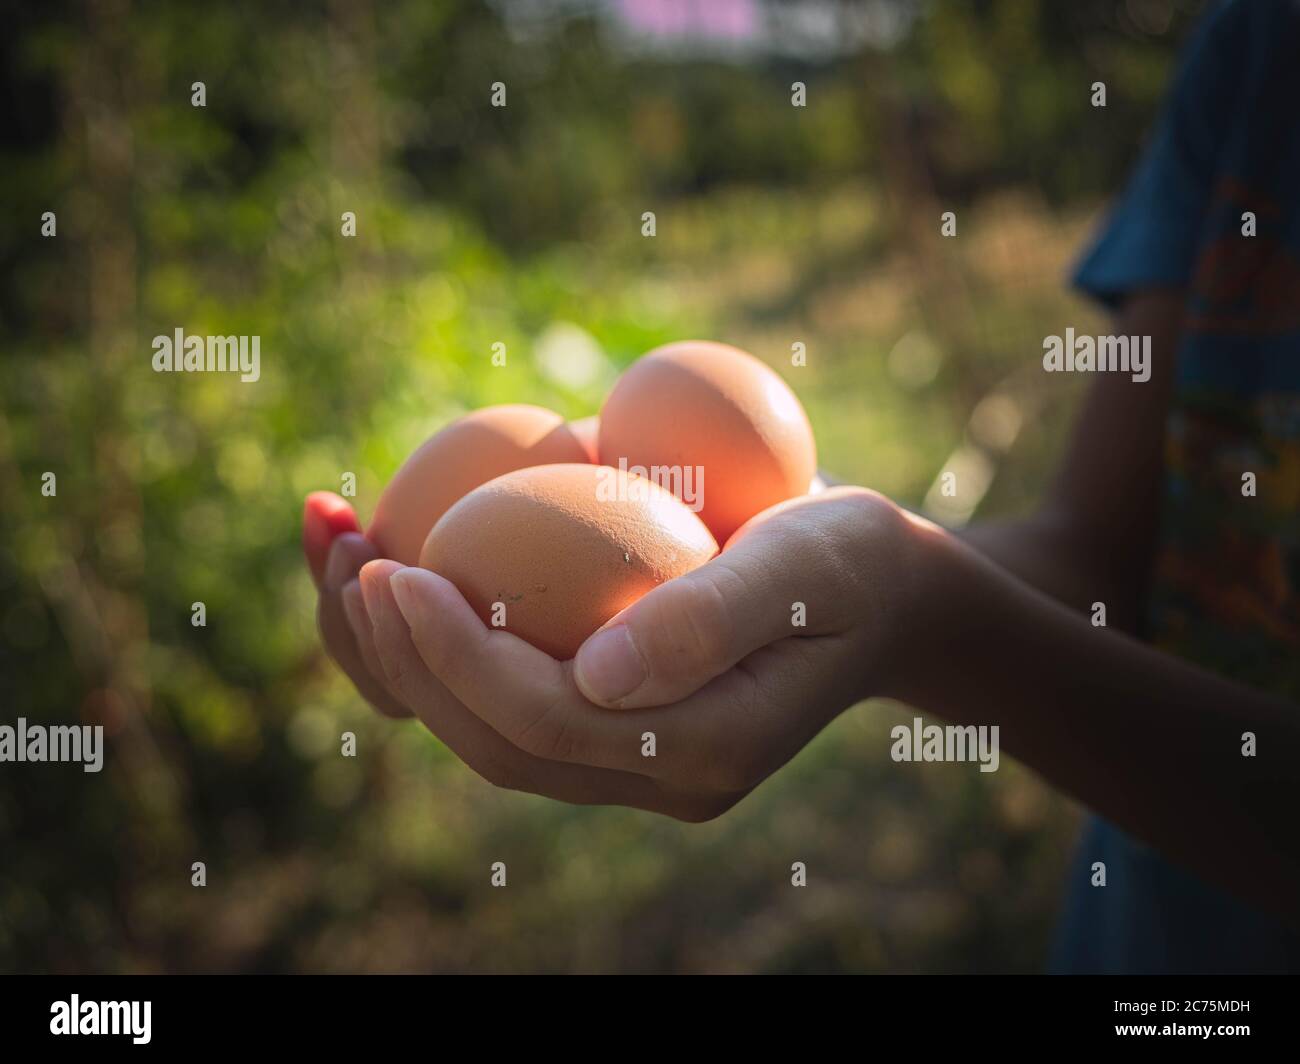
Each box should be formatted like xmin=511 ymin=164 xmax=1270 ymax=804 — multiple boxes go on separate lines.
xmin=304 ymin=491 xmax=362 ymax=587
xmin=318 ymin=533 xmax=411 ymax=718
xmin=387 ymin=564 xmax=802 ymax=793
xmin=341 ymin=579 xmax=413 ymax=719
xmin=572 ymin=526 xmax=828 ymax=709
xmin=341 ymin=579 xmax=390 ymax=694
xmin=385 ymin=566 xmax=652 ymax=769
xmin=359 ymin=560 xmax=678 ymax=811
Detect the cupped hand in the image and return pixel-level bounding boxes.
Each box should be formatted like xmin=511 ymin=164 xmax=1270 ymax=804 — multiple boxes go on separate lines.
xmin=329 ymin=485 xmax=918 ymax=821
xmin=305 ymin=490 xmax=703 ymax=812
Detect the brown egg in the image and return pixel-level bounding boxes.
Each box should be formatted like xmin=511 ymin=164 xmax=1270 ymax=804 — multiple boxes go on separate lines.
xmin=419 ymin=463 xmax=718 ymax=659
xmin=567 ymin=415 xmax=601 ymax=463
xmin=369 ymin=404 xmax=589 ymax=565
xmin=597 ymin=340 xmax=817 ymax=545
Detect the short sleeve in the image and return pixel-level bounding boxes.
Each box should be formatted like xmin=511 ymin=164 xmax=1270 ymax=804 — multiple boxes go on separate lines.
xmin=1072 ymin=1 xmax=1249 ymax=309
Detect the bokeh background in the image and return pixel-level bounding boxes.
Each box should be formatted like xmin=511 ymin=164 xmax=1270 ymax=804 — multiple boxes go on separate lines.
xmin=1 ymin=0 xmax=1201 ymax=973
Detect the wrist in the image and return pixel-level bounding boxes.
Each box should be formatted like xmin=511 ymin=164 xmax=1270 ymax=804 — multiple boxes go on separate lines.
xmin=864 ymin=501 xmax=966 ymax=704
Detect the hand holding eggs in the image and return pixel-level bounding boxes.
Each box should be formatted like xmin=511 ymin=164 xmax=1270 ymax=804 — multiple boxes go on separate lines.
xmin=366 ymin=340 xmax=817 ymax=660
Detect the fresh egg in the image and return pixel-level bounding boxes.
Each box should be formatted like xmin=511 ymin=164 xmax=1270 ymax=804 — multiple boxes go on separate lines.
xmin=597 ymin=340 xmax=817 ymax=545
xmin=369 ymin=404 xmax=589 ymax=565
xmin=419 ymin=463 xmax=718 ymax=659
xmin=567 ymin=415 xmax=601 ymax=463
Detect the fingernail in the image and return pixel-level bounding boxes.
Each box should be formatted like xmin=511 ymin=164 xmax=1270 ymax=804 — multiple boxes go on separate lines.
xmin=388 ymin=569 xmax=419 ymax=625
xmin=575 ymin=625 xmax=646 ymax=704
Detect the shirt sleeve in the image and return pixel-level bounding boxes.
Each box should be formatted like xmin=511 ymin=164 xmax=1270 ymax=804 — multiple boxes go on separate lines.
xmin=1071 ymin=0 xmax=1248 ymax=309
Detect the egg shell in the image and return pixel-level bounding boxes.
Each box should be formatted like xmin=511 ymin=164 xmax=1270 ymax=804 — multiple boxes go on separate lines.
xmin=419 ymin=463 xmax=718 ymax=660
xmin=369 ymin=404 xmax=589 ymax=565
xmin=597 ymin=340 xmax=817 ymax=545
xmin=567 ymin=415 xmax=601 ymax=463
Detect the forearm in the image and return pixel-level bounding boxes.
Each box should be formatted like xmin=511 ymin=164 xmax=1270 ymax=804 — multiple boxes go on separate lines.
xmin=886 ymin=518 xmax=1300 ymax=924
xmin=956 ymin=511 xmax=1142 ymax=629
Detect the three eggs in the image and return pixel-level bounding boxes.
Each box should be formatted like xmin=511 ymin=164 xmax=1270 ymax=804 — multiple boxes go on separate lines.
xmin=367 ymin=340 xmax=817 ymax=659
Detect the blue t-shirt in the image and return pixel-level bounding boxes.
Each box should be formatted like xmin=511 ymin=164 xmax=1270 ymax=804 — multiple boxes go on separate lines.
xmin=1054 ymin=0 xmax=1300 ymax=974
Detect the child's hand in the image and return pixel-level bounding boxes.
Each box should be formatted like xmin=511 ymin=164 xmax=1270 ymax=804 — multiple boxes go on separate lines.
xmin=350 ymin=486 xmax=919 ymax=820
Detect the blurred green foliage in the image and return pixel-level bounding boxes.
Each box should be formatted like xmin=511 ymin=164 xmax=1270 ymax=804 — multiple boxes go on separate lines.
xmin=0 ymin=0 xmax=1197 ymax=972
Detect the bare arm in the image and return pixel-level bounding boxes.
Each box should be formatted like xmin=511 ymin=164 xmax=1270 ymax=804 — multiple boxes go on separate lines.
xmin=938 ymin=288 xmax=1300 ymax=921
xmin=886 ymin=510 xmax=1300 ymax=925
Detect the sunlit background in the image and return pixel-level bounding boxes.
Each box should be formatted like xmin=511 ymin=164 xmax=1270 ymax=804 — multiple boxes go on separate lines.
xmin=1 ymin=0 xmax=1199 ymax=972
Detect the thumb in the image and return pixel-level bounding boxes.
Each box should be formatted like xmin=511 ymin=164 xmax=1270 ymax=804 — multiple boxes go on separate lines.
xmin=573 ymin=536 xmax=813 ymax=710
